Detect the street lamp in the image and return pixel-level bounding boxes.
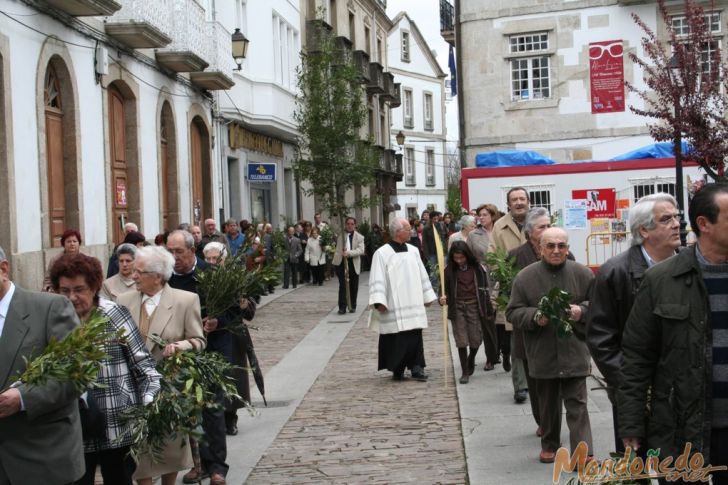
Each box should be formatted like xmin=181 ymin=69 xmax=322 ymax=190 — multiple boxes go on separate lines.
xmin=669 ymin=54 xmax=687 ymax=246
xmin=231 ymin=28 xmax=249 ymax=71
xmin=395 ymin=130 xmax=405 ymax=147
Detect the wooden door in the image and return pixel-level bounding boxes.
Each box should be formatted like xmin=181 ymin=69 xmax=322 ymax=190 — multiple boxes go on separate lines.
xmin=190 ymin=120 xmax=204 ymax=223
xmin=109 ymin=86 xmax=128 ymax=243
xmin=45 ymin=67 xmax=65 ymax=247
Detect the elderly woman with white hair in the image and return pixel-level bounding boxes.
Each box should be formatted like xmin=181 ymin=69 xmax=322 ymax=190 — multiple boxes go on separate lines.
xmin=203 ymin=241 xmax=228 ymax=265
xmin=116 ymin=246 xmax=206 ymax=485
xmin=447 ymin=214 xmax=477 ymax=250
xmin=99 ymin=243 xmax=138 ymax=301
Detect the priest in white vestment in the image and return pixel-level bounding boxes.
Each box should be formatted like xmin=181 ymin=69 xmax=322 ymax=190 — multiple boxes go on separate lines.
xmin=368 ymin=217 xmax=437 ymax=381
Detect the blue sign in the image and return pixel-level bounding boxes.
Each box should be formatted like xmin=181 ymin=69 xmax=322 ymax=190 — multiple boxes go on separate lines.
xmin=247 ymin=163 xmax=276 ymax=182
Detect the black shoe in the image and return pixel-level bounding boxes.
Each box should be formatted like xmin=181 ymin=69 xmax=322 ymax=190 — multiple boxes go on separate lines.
xmin=269 ymin=288 xmax=275 ymax=293
xmin=226 ymin=423 xmax=238 ymax=436
xmin=514 ymin=389 xmax=528 ymax=403
xmin=319 ymin=283 xmax=323 ymax=286
xmin=337 ymin=309 xmax=346 ymax=315
xmin=393 ymin=372 xmax=405 ymax=381
xmin=349 ymin=307 xmax=356 ymax=313
xmin=293 ymin=285 xmax=297 ymax=288
xmin=411 ymin=371 xmax=429 ymax=381
xmin=282 ymin=286 xmax=289 ymax=289
xmin=502 ymin=353 xmax=512 ymax=372
xmin=411 ymin=366 xmax=429 ymax=381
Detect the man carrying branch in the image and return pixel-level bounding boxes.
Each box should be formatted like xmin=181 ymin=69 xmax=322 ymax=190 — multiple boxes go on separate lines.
xmin=0 ymin=245 xmax=85 ymax=484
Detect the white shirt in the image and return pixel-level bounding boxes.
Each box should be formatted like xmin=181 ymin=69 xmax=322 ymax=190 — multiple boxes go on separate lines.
xmin=0 ymin=282 xmax=16 ymax=338
xmin=143 ymin=290 xmax=163 ymax=315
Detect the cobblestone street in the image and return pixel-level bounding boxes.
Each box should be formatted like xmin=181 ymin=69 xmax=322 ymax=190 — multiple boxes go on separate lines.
xmin=186 ymin=273 xmax=615 ymax=485
xmin=246 ymin=281 xmax=466 ymax=484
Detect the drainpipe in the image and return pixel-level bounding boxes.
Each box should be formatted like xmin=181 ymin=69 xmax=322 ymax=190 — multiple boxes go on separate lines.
xmin=454 ymin=0 xmax=466 ymax=169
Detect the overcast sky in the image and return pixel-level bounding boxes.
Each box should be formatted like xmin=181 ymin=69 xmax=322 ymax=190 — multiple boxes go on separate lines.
xmin=386 ymin=0 xmax=459 ymax=146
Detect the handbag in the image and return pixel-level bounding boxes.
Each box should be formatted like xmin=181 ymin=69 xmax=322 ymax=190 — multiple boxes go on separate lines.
xmin=78 ymin=390 xmax=106 ymax=440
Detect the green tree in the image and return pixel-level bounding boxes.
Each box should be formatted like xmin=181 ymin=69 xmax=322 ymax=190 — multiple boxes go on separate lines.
xmin=629 ymin=0 xmax=728 ymax=181
xmin=293 ymin=19 xmax=378 ymax=228
xmin=294 ymin=18 xmax=378 ymax=309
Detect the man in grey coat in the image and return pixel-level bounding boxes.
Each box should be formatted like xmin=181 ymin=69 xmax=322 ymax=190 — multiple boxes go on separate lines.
xmin=507 ymin=228 xmax=595 ymax=464
xmin=0 ymin=245 xmax=85 ymax=484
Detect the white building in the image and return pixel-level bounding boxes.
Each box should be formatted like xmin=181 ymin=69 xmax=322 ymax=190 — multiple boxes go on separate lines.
xmin=214 ymin=0 xmax=301 ymax=227
xmin=0 ymin=0 xmax=239 ymax=287
xmin=388 ymin=12 xmax=447 ymax=221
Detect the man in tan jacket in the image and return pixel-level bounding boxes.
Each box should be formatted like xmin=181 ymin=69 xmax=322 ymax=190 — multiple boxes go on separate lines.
xmin=488 ymin=187 xmax=530 ymax=403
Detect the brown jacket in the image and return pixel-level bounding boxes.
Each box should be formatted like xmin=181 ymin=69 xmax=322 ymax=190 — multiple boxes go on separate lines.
xmin=506 ymin=260 xmax=594 ymax=379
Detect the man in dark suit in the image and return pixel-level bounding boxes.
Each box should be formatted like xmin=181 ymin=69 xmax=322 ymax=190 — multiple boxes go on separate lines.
xmin=283 ymin=226 xmax=302 ymax=289
xmin=0 ymin=245 xmax=85 ymax=484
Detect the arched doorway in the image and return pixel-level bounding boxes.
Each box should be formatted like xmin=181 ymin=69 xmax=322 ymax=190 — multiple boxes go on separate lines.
xmin=160 ymin=101 xmax=179 ymax=230
xmin=107 ymin=82 xmax=141 ymax=243
xmin=190 ymin=116 xmax=212 ymax=224
xmin=43 ymin=59 xmax=79 ymax=247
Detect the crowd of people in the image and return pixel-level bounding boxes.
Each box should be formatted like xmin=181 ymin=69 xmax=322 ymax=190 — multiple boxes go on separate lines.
xmin=3 ymin=183 xmax=728 ymax=484
xmin=366 ymin=185 xmax=728 ymax=484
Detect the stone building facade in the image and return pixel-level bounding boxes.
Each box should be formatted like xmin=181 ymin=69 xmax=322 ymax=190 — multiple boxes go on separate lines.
xmin=300 ymin=0 xmax=402 ymax=227
xmin=448 ymin=0 xmax=725 ymax=169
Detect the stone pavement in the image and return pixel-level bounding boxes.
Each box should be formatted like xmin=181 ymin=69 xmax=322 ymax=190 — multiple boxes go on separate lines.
xmin=175 ymin=272 xmax=623 ymax=484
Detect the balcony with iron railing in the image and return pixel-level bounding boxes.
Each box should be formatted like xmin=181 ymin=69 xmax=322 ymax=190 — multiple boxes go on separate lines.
xmin=390 ymin=82 xmax=401 ymax=108
xmin=305 ymin=19 xmax=333 ymax=54
xmin=353 ymin=50 xmax=370 ymax=84
xmin=367 ymin=62 xmax=385 ymax=95
xmin=394 ymin=153 xmax=403 ymax=181
xmin=440 ymin=0 xmax=455 ymax=46
xmin=334 ymin=36 xmax=353 ymax=66
xmin=190 ymin=21 xmax=235 ymax=90
xmin=381 ymin=72 xmax=399 ymax=104
xmin=383 ymin=149 xmax=396 ymax=173
xmin=155 ymin=0 xmax=209 ymax=72
xmin=44 ymin=0 xmax=120 ymax=17
xmin=104 ymin=0 xmax=172 ymax=48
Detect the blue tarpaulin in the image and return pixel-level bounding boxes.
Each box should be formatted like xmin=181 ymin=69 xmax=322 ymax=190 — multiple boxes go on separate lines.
xmin=474 ymin=150 xmax=556 ymax=168
xmin=610 ymin=141 xmax=692 ymax=161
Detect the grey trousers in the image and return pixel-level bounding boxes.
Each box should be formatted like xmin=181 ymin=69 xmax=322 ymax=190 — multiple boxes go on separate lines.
xmin=535 ymin=376 xmax=593 ymax=454
xmin=510 ymin=333 xmax=528 ymax=392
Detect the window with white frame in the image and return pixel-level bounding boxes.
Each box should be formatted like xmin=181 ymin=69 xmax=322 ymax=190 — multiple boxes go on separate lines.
xmin=403 ymin=88 xmax=413 ymax=128
xmin=529 ymin=189 xmax=552 ymax=213
xmin=423 ymin=93 xmax=433 ymax=131
xmin=672 ymin=12 xmax=722 ymax=77
xmin=509 ymin=32 xmax=551 ymax=101
xmin=236 ymin=0 xmax=247 ymax=32
xmin=401 ymin=31 xmax=410 ymax=62
xmin=272 ymin=14 xmax=299 ymax=90
xmin=405 ymin=147 xmax=416 ymax=186
xmin=632 ymin=179 xmax=676 ymax=203
xmin=425 ymin=149 xmax=435 ymax=186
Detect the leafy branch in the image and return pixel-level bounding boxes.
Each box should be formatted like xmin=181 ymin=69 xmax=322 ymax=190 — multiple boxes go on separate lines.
xmin=5 ymin=309 xmax=120 ymax=394
xmin=120 ymin=334 xmax=245 ymax=463
xmin=485 ymin=248 xmax=520 ymax=311
xmin=536 ymin=287 xmax=574 ymax=338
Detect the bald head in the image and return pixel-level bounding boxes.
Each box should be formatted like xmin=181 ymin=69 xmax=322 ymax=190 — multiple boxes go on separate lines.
xmin=540 ymin=227 xmax=569 ymax=266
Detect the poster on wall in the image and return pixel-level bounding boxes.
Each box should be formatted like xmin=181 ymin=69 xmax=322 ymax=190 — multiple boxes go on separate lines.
xmin=589 ymin=40 xmax=625 ymax=114
xmin=564 ymin=200 xmax=587 ymax=230
xmin=571 ymin=188 xmax=616 ymax=219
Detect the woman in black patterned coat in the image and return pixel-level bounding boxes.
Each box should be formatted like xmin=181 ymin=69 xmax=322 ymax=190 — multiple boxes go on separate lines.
xmin=50 ymin=253 xmax=161 ymax=485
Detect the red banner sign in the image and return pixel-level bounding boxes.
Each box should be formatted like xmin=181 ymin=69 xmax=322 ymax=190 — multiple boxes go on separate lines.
xmin=572 ymin=188 xmax=616 ymax=219
xmin=589 ymin=40 xmax=625 ymax=114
